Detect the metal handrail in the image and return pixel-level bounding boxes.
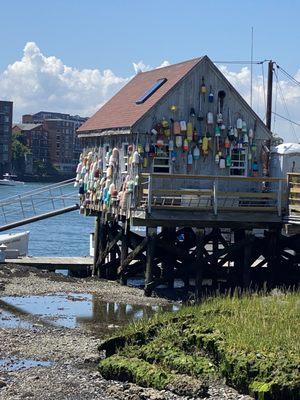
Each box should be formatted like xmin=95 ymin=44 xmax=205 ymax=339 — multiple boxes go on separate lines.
xmin=0 ymin=178 xmax=75 ymax=206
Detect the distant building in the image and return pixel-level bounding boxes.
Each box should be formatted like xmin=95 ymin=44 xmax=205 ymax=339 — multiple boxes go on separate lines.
xmin=22 ymin=111 xmax=87 ymax=173
xmin=0 ymin=101 xmax=13 ymax=175
xmin=12 ymin=123 xmax=49 ymax=175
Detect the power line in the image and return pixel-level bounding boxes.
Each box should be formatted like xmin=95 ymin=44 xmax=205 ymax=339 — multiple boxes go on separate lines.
xmin=213 ymin=60 xmax=268 ymax=64
xmin=272 ymin=112 xmax=300 ymax=128
xmin=273 ymin=69 xmax=299 ymax=141
xmin=276 ymin=64 xmax=300 ymax=88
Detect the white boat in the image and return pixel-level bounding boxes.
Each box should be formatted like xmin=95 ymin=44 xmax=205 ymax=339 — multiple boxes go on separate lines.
xmin=0 ymin=231 xmax=30 ymax=256
xmin=0 ymin=173 xmax=24 ymax=186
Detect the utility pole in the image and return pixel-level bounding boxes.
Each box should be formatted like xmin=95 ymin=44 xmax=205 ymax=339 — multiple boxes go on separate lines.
xmin=266 ymin=60 xmax=274 ymax=131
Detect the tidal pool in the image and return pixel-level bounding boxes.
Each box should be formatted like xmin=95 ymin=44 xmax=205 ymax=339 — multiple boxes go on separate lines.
xmin=0 ymin=357 xmax=52 ymax=372
xmin=0 ymin=293 xmax=180 ymax=336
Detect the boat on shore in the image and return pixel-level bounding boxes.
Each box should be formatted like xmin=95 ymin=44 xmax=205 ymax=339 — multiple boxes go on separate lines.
xmin=0 ymin=173 xmax=24 ymax=186
xmin=0 ymin=231 xmax=30 ymax=256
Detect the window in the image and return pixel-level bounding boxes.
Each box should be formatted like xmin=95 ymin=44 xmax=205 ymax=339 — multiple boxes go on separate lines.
xmin=229 ymin=148 xmax=248 ymax=176
xmin=4 ymin=116 xmax=9 ymax=123
xmin=136 ymin=78 xmax=167 ymax=104
xmin=153 ymin=145 xmax=170 ymax=173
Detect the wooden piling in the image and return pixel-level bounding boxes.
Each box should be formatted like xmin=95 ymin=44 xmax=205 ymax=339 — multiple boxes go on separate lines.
xmin=97 ymin=220 xmax=108 ymax=278
xmin=93 ymin=215 xmax=101 ymax=276
xmin=160 ymin=227 xmax=176 ymax=289
xmin=145 ymin=227 xmax=157 ymax=296
xmin=195 ymin=229 xmax=205 ymax=300
xmin=119 ymin=221 xmax=129 ymax=285
xmin=243 ymin=230 xmax=253 ymax=288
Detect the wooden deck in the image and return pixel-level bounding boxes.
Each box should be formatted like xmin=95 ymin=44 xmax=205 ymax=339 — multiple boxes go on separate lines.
xmin=3 ymin=256 xmax=93 ymax=270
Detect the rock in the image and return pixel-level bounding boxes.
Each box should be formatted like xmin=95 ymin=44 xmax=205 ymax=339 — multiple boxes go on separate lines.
xmin=0 ymin=380 xmax=7 ymax=388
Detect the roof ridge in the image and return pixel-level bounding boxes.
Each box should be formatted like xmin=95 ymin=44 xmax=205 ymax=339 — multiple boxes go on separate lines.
xmin=139 ymin=56 xmax=203 ymax=75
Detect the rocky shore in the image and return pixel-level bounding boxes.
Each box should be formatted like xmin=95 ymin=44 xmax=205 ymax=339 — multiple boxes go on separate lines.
xmin=0 ymin=264 xmax=253 ymax=399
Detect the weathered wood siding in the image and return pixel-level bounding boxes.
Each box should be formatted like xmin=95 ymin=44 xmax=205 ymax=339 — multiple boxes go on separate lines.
xmin=132 ymin=58 xmax=271 ymax=181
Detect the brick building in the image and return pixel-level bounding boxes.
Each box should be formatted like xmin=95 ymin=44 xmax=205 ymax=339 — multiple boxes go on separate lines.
xmin=22 ymin=111 xmax=87 ymax=173
xmin=12 ymin=123 xmax=49 ymax=175
xmin=0 ymin=101 xmax=13 ymax=176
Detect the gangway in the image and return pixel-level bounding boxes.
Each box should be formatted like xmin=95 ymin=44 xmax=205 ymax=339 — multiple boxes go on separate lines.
xmin=0 ymin=179 xmax=80 ymax=232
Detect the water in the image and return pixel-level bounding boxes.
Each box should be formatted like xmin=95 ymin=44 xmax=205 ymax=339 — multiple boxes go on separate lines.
xmin=0 ymin=293 xmax=180 ymax=336
xmin=0 ymin=182 xmax=94 ymax=256
xmin=0 ymin=357 xmax=52 ymax=372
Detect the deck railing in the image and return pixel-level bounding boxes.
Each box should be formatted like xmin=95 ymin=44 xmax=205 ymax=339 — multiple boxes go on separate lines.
xmin=138 ymin=173 xmax=286 ymax=217
xmin=287 ymin=173 xmax=300 ymax=222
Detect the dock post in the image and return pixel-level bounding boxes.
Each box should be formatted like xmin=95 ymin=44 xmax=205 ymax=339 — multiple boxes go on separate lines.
xmin=195 ymin=229 xmax=205 ymax=300
xmin=93 ymin=215 xmax=101 ymax=276
xmin=97 ymin=220 xmax=108 ymax=278
xmin=119 ymin=220 xmax=129 ymax=286
xmin=234 ymin=229 xmax=246 ymax=285
xmin=243 ymin=230 xmax=253 ymax=289
xmin=160 ymin=227 xmax=175 ymax=289
xmin=145 ymin=227 xmax=157 ymax=296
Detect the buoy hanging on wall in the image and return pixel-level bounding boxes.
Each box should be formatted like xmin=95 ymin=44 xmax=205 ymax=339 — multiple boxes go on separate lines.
xmin=180 ymin=120 xmax=187 ymax=132
xmin=208 ymin=85 xmax=214 ymax=103
xmin=173 ymin=121 xmax=181 ymax=135
xmin=237 ymin=118 xmax=243 ymax=130
xmin=193 ymin=145 xmax=200 ymax=160
xmin=183 ymin=138 xmax=189 ymax=151
xmin=187 ymin=122 xmax=193 ymax=141
xmin=176 ymin=135 xmax=182 ymax=148
xmin=207 ymin=112 xmax=214 ymax=125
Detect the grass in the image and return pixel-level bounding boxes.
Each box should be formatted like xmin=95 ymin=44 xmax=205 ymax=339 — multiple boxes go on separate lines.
xmin=98 ymin=290 xmax=300 ymax=399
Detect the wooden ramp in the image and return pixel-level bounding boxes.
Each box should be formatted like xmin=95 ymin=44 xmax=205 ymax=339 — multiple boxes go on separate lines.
xmin=3 ymin=256 xmax=93 ymax=270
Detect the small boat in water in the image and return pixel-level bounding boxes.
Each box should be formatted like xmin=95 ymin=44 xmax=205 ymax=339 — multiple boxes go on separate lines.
xmin=0 ymin=173 xmax=24 ymax=186
xmin=0 ymin=231 xmax=30 ymax=256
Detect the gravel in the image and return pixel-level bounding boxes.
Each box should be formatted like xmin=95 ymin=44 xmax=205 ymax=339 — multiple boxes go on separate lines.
xmin=0 ymin=264 xmax=253 ymax=399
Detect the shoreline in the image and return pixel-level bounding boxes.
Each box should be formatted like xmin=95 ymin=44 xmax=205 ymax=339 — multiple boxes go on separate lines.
xmin=0 ymin=264 xmax=252 ymax=400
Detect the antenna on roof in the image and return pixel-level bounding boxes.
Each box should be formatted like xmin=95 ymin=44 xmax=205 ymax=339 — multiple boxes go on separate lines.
xmin=250 ymin=27 xmax=254 ymax=108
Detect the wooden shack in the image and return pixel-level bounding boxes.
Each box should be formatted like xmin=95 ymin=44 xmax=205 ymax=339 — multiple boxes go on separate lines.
xmin=77 ymin=56 xmax=299 ymax=295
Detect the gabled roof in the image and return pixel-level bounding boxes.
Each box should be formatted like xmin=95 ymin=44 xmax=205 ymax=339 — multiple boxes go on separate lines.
xmin=13 ymin=123 xmax=43 ymax=131
xmin=78 ymin=57 xmax=203 ymax=132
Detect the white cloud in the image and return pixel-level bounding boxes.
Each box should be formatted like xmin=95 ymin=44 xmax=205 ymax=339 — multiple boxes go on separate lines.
xmin=219 ymin=64 xmax=300 ymax=142
xmin=132 ymin=59 xmax=170 ymax=74
xmin=0 ymin=42 xmax=299 ymax=142
xmin=0 ymin=42 xmax=129 ymax=120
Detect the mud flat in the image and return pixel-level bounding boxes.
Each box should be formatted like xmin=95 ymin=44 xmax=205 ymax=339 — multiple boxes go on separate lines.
xmin=0 ymin=264 xmax=252 ymax=400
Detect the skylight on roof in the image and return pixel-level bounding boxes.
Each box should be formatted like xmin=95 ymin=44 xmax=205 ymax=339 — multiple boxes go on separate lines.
xmin=136 ymin=78 xmax=167 ymax=104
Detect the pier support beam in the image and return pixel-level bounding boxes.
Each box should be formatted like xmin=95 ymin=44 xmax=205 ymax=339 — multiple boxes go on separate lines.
xmin=97 ymin=221 xmax=108 ymax=278
xmin=93 ymin=215 xmax=101 ymax=276
xmin=145 ymin=227 xmax=157 ymax=297
xmin=243 ymin=230 xmax=253 ymax=288
xmin=119 ymin=221 xmax=129 ymax=285
xmin=160 ymin=227 xmax=176 ymax=289
xmin=195 ymin=229 xmax=205 ymax=300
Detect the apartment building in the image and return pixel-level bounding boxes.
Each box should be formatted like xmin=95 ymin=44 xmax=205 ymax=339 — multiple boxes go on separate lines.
xmin=12 ymin=123 xmax=49 ymax=174
xmin=0 ymin=101 xmax=13 ymax=175
xmin=22 ymin=111 xmax=87 ymax=173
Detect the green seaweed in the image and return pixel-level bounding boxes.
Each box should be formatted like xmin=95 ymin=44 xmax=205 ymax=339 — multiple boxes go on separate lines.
xmin=97 ymin=291 xmax=300 ymax=400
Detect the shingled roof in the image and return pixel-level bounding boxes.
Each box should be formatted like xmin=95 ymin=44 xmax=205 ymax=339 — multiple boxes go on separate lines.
xmin=78 ymin=57 xmax=203 ymax=133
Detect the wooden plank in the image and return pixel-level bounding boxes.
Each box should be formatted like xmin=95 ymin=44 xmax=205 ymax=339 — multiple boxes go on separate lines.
xmin=117 ymin=236 xmax=148 ymax=272
xmin=219 ymin=191 xmax=277 ymax=199
xmin=140 ymin=172 xmax=285 ymax=183
xmin=5 ymin=256 xmax=93 ymax=268
xmin=97 ymin=230 xmax=122 ymax=267
xmin=151 ymin=205 xmax=277 ymax=212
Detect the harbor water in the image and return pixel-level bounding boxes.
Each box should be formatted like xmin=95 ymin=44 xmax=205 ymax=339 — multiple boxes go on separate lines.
xmin=0 ymin=182 xmax=94 ymax=256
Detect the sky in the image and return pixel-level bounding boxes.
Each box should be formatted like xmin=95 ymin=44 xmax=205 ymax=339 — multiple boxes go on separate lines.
xmin=1 ymin=0 xmax=300 ymax=142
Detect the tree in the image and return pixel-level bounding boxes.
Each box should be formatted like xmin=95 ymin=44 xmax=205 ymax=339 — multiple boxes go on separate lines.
xmin=11 ymin=131 xmax=31 ymax=175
